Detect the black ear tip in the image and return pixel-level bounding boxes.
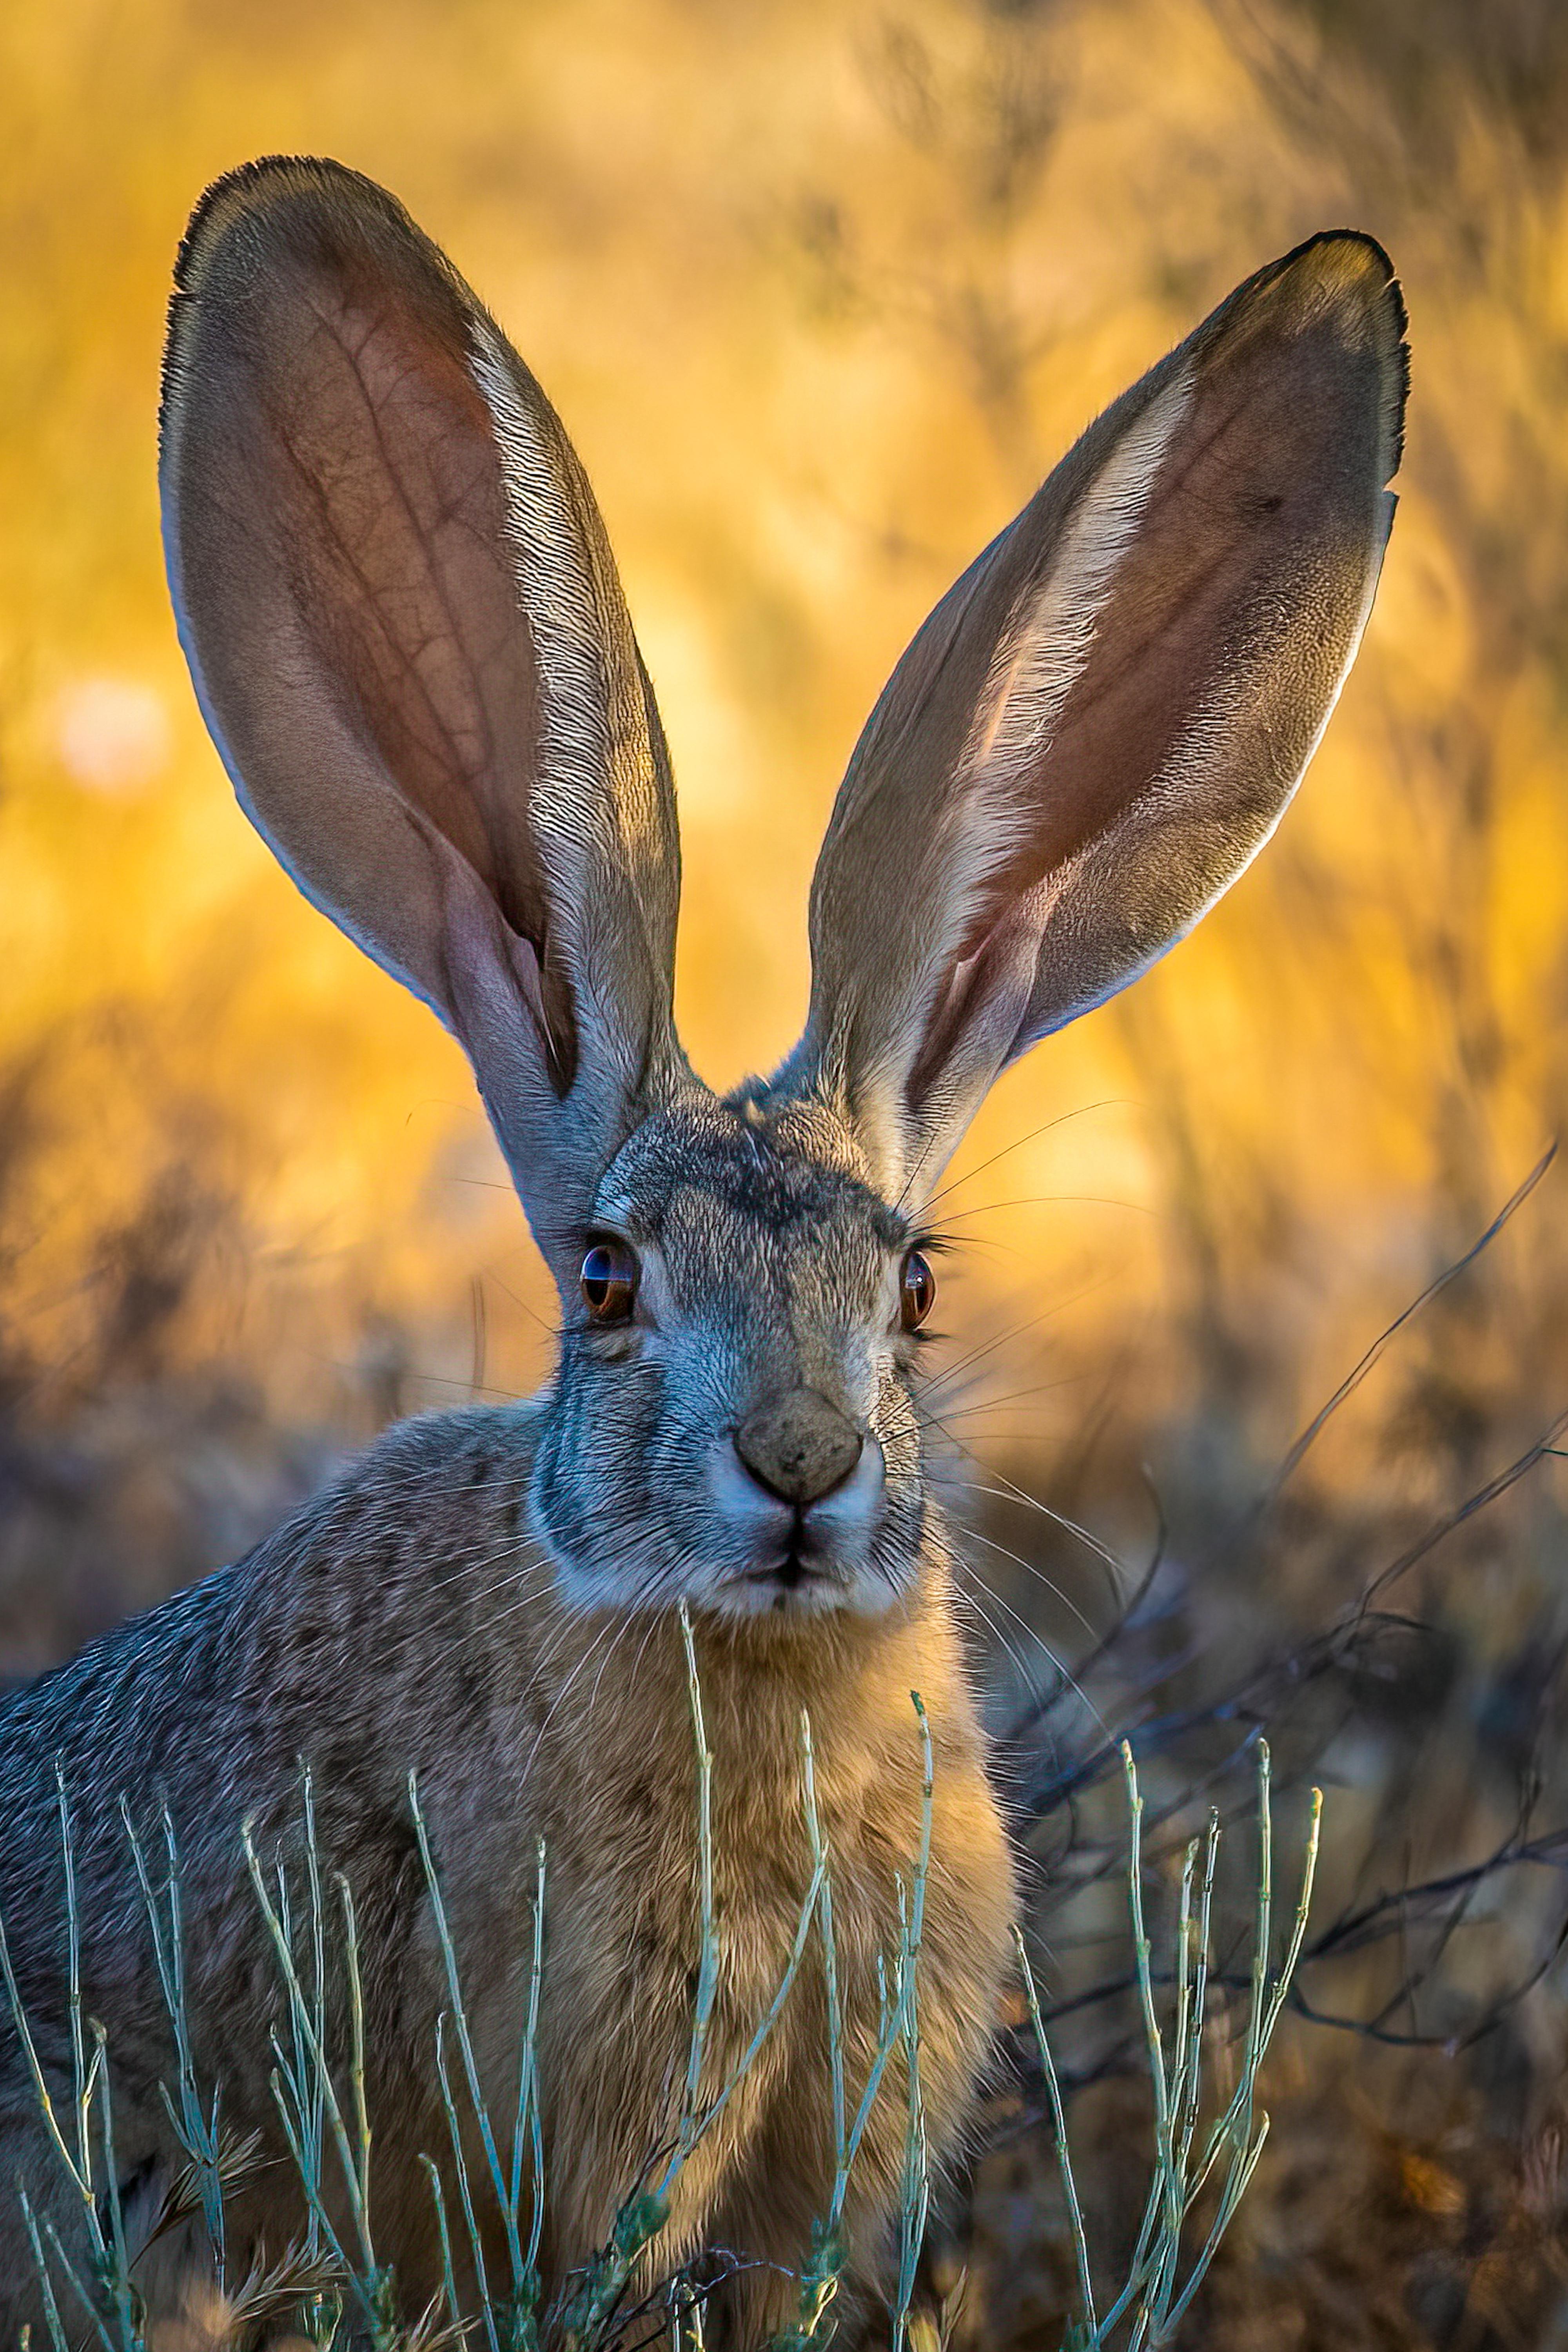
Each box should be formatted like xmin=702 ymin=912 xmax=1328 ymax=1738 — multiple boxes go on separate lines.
xmin=160 ymin=156 xmax=460 ymax=474
xmin=1304 ymin=231 xmax=1410 ymax=481
xmin=1209 ymin=229 xmax=1406 ymax=376
xmin=1229 ymin=228 xmax=1408 ymax=484
xmin=171 ymin=156 xmax=412 ymax=301
xmin=1292 ymin=225 xmax=1397 ymax=279
xmin=1288 ymin=230 xmax=1405 ymax=350
xmin=174 ymin=157 xmax=352 ymax=289
xmin=1267 ymin=228 xmax=1404 ymax=334
xmin=163 ymin=158 xmax=348 ymax=468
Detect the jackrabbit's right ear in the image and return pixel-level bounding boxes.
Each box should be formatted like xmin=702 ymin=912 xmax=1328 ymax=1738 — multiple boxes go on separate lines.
xmin=159 ymin=158 xmax=682 ymax=1276
xmin=779 ymin=232 xmax=1406 ymax=1209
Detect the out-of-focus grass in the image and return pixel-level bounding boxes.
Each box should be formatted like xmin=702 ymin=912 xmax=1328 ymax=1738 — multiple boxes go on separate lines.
xmin=8 ymin=1 xmax=1568 ymax=2343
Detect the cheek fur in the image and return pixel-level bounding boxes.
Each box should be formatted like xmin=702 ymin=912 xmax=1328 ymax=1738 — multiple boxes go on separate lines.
xmin=532 ymin=1348 xmax=665 ymax=1584
xmin=873 ymin=1365 xmax=924 ymax=1479
xmin=532 ymin=1317 xmax=935 ymax=1612
xmin=533 ymin=1339 xmax=748 ymax=1600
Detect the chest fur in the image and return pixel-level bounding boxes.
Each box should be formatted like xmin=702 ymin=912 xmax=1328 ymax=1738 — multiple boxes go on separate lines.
xmin=526 ymin=1636 xmax=1013 ymax=2265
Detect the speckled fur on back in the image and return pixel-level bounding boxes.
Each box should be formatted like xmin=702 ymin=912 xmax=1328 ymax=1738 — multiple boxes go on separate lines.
xmin=0 ymin=158 xmax=1405 ymax=2339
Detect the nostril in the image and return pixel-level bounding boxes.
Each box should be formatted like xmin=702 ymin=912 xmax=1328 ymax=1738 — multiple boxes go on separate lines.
xmin=734 ymin=1389 xmax=865 ymax=1508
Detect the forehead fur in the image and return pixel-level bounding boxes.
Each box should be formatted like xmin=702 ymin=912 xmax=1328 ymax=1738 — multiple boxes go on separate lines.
xmin=593 ymin=1087 xmax=907 ymax=1248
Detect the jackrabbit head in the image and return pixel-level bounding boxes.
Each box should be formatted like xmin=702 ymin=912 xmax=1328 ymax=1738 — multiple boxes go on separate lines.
xmin=160 ymin=159 xmax=1405 ymax=1623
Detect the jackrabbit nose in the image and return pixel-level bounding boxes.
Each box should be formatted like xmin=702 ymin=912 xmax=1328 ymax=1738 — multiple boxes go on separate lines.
xmin=734 ymin=1388 xmax=864 ymax=1508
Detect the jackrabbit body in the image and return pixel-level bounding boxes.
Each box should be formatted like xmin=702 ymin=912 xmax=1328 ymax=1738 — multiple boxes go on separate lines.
xmin=0 ymin=159 xmax=1406 ymax=2335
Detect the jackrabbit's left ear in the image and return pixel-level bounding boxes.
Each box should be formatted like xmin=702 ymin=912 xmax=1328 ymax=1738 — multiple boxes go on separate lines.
xmin=777 ymin=232 xmax=1406 ymax=1206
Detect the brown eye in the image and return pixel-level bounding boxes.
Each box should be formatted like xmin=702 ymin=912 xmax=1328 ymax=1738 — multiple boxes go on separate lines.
xmin=900 ymin=1248 xmax=936 ymax=1332
xmin=580 ymin=1239 xmax=639 ymax=1323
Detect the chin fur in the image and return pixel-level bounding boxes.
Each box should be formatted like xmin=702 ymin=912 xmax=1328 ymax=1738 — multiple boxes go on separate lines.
xmin=532 ymin=1506 xmax=916 ymax=1624
xmin=702 ymin=1569 xmax=901 ymax=1622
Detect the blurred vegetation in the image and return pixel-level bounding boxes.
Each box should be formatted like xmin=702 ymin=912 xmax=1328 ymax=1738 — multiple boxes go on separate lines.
xmin=7 ymin=0 xmax=1568 ymax=2341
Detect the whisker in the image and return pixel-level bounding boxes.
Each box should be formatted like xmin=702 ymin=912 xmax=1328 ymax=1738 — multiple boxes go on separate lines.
xmin=956 ymin=1522 xmax=1102 ymax=1646
xmin=478 ymin=1267 xmax=558 ymax=1338
xmin=916 ymin=1271 xmax=1122 ymax=1402
xmin=918 ymin=1392 xmax=1135 ymax=1595
xmin=957 ymin=1477 xmax=1131 ymax=1591
xmin=584 ymin=1610 xmax=641 ymax=1719
xmin=949 ymin=1566 xmax=1115 ymax=1752
xmin=918 ymin=1100 xmax=1132 ymax=1218
xmin=947 ymin=1576 xmax=1049 ymax=1723
xmin=915 ymin=1372 xmax=1086 ymax=1422
xmin=514 ymin=1615 xmax=630 ymax=1791
xmin=931 ymin=1192 xmax=1158 ymax=1226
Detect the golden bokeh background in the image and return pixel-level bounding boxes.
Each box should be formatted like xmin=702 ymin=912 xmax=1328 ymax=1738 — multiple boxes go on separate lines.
xmin=9 ymin=10 xmax=1568 ymax=2333
xmin=13 ymin=0 xmax=1564 ymax=1460
xmin=9 ymin=0 xmax=1568 ymax=1738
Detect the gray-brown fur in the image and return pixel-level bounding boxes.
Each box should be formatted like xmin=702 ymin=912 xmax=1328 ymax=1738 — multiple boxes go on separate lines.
xmin=0 ymin=154 xmax=1406 ymax=2337
xmin=0 ymin=1388 xmax=1007 ymax=2333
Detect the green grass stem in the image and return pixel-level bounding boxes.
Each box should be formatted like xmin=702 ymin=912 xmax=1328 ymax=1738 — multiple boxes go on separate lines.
xmin=409 ymin=1771 xmax=530 ymax=2305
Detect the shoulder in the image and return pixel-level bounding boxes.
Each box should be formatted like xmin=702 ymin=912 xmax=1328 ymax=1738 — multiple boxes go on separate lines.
xmin=222 ymin=1399 xmax=547 ymax=1635
xmin=344 ymin=1397 xmax=544 ymax=1491
xmin=0 ymin=1401 xmax=546 ymax=1735
xmin=312 ymin=1392 xmax=545 ymax=1524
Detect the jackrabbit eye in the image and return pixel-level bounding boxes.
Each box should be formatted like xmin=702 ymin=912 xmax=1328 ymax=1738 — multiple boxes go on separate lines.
xmin=580 ymin=1239 xmax=639 ymax=1323
xmin=900 ymin=1248 xmax=936 ymax=1332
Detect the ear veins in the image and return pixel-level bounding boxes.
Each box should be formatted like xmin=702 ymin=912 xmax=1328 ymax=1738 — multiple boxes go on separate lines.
xmin=290 ymin=280 xmax=527 ymax=897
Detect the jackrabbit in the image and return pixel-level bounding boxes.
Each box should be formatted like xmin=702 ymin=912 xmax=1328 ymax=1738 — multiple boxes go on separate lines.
xmin=0 ymin=157 xmax=1406 ymax=2339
